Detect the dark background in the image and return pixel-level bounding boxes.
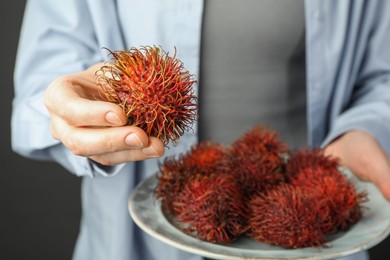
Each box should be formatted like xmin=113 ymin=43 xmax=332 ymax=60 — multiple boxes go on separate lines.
xmin=1 ymin=1 xmax=390 ymax=260
xmin=1 ymin=1 xmax=81 ymax=260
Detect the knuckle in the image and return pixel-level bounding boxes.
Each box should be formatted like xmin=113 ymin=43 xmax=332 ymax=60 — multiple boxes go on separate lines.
xmin=67 ymin=142 xmax=83 ymax=156
xmin=54 ymin=75 xmax=73 ymax=86
xmin=49 ymin=76 xmax=79 ymax=125
xmin=102 ymin=135 xmax=117 ymax=153
xmin=60 ymin=101 xmax=77 ymax=126
xmin=63 ymin=133 xmax=85 ymax=156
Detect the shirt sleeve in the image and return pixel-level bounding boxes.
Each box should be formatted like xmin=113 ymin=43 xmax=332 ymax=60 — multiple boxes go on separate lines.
xmin=321 ymin=1 xmax=390 ymax=152
xmin=11 ymin=0 xmax=123 ymax=177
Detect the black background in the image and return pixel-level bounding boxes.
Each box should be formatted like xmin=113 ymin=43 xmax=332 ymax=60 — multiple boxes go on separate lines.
xmin=1 ymin=1 xmax=81 ymax=260
xmin=1 ymin=1 xmax=390 ymax=260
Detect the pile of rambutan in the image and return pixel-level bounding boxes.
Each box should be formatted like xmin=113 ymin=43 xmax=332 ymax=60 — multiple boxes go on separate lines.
xmin=96 ymin=45 xmax=197 ymax=146
xmin=155 ymin=125 xmax=368 ymax=248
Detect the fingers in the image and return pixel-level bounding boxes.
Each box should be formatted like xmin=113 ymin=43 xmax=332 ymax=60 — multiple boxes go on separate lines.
xmin=377 ymin=182 xmax=390 ymax=201
xmin=89 ymin=137 xmax=165 ymax=166
xmin=368 ymin=160 xmax=390 ymax=200
xmin=45 ymin=74 xmax=127 ymax=127
xmin=51 ymin=114 xmax=163 ymax=157
xmin=325 ymin=130 xmax=390 ymax=200
xmin=61 ymin=98 xmax=126 ymax=127
xmin=52 ymin=115 xmax=164 ymax=164
xmin=44 ymin=64 xmax=166 ymax=165
xmin=356 ymin=151 xmax=390 ymax=200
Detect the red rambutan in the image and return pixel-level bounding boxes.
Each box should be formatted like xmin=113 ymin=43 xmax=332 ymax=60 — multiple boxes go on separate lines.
xmin=248 ymin=184 xmax=328 ymax=248
xmin=155 ymin=156 xmax=189 ymax=215
xmin=285 ymin=148 xmax=340 ymax=181
xmin=285 ymin=148 xmax=368 ymax=233
xmin=230 ymin=125 xmax=288 ymax=196
xmin=300 ymin=169 xmax=368 ymax=233
xmin=231 ymin=125 xmax=288 ymax=159
xmin=96 ymin=45 xmax=198 ymax=145
xmin=154 ymin=131 xmax=368 ymax=249
xmin=155 ymin=141 xmax=231 ymax=215
xmin=180 ymin=140 xmax=231 ymax=175
xmin=172 ymin=174 xmax=248 ymax=244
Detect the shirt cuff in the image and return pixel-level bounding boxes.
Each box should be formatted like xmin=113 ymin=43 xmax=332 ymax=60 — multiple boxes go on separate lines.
xmin=321 ymin=105 xmax=390 ymax=152
xmin=49 ymin=143 xmax=125 ymax=178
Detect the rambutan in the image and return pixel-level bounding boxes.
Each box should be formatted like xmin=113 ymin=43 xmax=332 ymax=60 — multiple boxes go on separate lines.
xmin=96 ymin=45 xmax=198 ymax=145
xmin=320 ymin=173 xmax=368 ymax=232
xmin=285 ymin=148 xmax=368 ymax=233
xmin=180 ymin=140 xmax=232 ymax=175
xmin=230 ymin=125 xmax=288 ymax=197
xmin=297 ymin=168 xmax=368 ymax=233
xmin=172 ymin=174 xmax=248 ymax=244
xmin=285 ymin=148 xmax=340 ymax=181
xmin=248 ymin=184 xmax=328 ymax=248
xmin=155 ymin=141 xmax=230 ymax=215
xmin=154 ymin=131 xmax=368 ymax=249
xmin=231 ymin=125 xmax=288 ymax=159
xmin=155 ymin=156 xmax=189 ymax=215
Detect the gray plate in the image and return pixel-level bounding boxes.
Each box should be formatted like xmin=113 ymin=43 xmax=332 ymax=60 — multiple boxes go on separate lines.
xmin=128 ymin=169 xmax=390 ymax=260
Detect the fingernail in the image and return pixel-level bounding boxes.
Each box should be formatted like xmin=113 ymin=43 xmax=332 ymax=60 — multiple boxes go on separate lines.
xmin=142 ymin=146 xmax=159 ymax=157
xmin=106 ymin=112 xmax=123 ymax=125
xmin=125 ymin=133 xmax=143 ymax=148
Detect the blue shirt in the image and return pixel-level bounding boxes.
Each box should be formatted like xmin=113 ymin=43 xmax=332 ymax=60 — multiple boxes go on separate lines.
xmin=12 ymin=0 xmax=390 ymax=259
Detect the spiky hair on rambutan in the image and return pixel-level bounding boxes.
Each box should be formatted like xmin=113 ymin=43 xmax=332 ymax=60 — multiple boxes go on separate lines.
xmin=289 ymin=166 xmax=368 ymax=233
xmin=155 ymin=156 xmax=189 ymax=215
xmin=180 ymin=140 xmax=232 ymax=175
xmin=96 ymin=45 xmax=198 ymax=146
xmin=285 ymin=148 xmax=368 ymax=234
xmin=153 ymin=129 xmax=369 ymax=248
xmin=172 ymin=174 xmax=248 ymax=244
xmin=231 ymin=125 xmax=288 ymax=158
xmin=317 ymin=171 xmax=368 ymax=233
xmin=285 ymin=148 xmax=340 ymax=180
xmin=155 ymin=141 xmax=231 ymax=215
xmin=230 ymin=125 xmax=288 ymax=197
xmin=247 ymin=184 xmax=329 ymax=248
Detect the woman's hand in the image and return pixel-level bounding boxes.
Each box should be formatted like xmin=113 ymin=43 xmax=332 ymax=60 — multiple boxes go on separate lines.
xmin=324 ymin=130 xmax=390 ymax=200
xmin=44 ymin=63 xmax=165 ymax=166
